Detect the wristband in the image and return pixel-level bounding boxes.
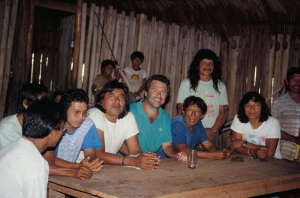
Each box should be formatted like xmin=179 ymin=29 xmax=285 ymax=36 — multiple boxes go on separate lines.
xmin=249 ymin=148 xmax=258 ymax=159
xmin=122 ymin=156 xmax=126 ymax=166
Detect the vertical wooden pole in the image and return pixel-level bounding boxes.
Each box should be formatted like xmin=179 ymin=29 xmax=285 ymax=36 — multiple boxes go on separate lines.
xmin=72 ymin=0 xmax=82 ymax=88
xmin=25 ymin=0 xmax=35 ymax=82
xmin=77 ymin=3 xmax=86 ymax=88
xmin=82 ymin=3 xmax=95 ymax=92
xmin=0 ymin=0 xmax=18 ymax=119
xmin=0 ymin=0 xmax=11 ymax=94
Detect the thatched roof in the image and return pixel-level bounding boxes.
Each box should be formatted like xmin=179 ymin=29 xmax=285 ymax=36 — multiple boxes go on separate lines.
xmin=37 ymin=0 xmax=300 ymax=38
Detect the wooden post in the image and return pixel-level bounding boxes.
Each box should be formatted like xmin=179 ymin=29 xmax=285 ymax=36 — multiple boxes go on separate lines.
xmin=0 ymin=0 xmax=18 ymax=119
xmin=71 ymin=0 xmax=82 ymax=88
xmin=88 ymin=6 xmax=99 ymax=102
xmin=77 ymin=3 xmax=86 ymax=88
xmin=25 ymin=0 xmax=36 ymax=82
xmin=0 ymin=0 xmax=11 ymax=95
xmin=82 ymin=3 xmax=95 ymax=92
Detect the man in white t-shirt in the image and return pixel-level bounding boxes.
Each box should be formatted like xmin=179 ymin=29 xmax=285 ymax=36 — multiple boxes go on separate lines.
xmin=0 ymin=99 xmax=64 ymax=198
xmin=89 ymin=80 xmax=160 ymax=170
xmin=123 ymin=51 xmax=147 ymax=103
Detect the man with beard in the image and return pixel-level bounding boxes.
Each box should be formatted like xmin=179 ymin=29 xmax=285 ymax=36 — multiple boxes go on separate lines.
xmin=130 ymin=75 xmax=187 ymax=161
xmin=272 ymin=67 xmax=300 ymax=162
xmin=176 ymin=49 xmax=228 ymax=147
xmin=43 ymin=89 xmax=103 ymax=180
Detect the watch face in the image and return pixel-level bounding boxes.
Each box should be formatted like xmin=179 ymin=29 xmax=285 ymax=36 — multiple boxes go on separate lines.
xmin=242 ymin=142 xmax=247 ymax=148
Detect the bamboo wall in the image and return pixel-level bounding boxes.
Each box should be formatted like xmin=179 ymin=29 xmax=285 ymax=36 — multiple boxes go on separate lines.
xmin=77 ymin=5 xmax=222 ymax=118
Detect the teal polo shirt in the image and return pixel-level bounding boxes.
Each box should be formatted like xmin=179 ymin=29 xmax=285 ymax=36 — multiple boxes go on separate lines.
xmin=130 ymin=100 xmax=173 ymax=153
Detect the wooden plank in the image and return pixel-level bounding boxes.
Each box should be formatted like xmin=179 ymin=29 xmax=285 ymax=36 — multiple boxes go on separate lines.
xmin=227 ymin=36 xmax=240 ymax=121
xmin=88 ymin=6 xmax=99 ymax=102
xmin=266 ymin=35 xmax=276 ymax=100
xmin=108 ymin=8 xmax=117 ymax=60
xmin=77 ymin=3 xmax=87 ymax=88
xmin=48 ymin=157 xmax=300 ymax=198
xmin=181 ymin=27 xmax=190 ymax=81
xmin=146 ymin=17 xmax=156 ymax=77
xmin=133 ymin=14 xmax=139 ymax=51
xmin=116 ymin=11 xmax=125 ymax=65
xmin=154 ymin=21 xmax=164 ymax=75
xmin=25 ymin=0 xmax=35 ymax=83
xmin=273 ymin=34 xmax=284 ymax=100
xmin=220 ymin=41 xmax=229 ymax=87
xmin=169 ymin=24 xmax=180 ymax=117
xmin=254 ymin=33 xmax=263 ymax=93
xmin=259 ymin=33 xmax=269 ymax=98
xmin=120 ymin=15 xmax=129 ymax=68
xmin=242 ymin=34 xmax=250 ymax=97
xmin=281 ymin=34 xmax=291 ymax=85
xmin=112 ymin=13 xmax=121 ymax=62
xmin=246 ymin=33 xmax=256 ymax=92
xmin=235 ymin=34 xmax=245 ymax=105
xmin=57 ymin=15 xmax=75 ymax=91
xmin=0 ymin=0 xmax=18 ymax=119
xmin=0 ymin=0 xmax=11 ymax=94
xmin=160 ymin=23 xmax=169 ymax=75
xmin=142 ymin=21 xmax=151 ymax=73
xmin=95 ymin=7 xmax=105 ymax=75
xmin=125 ymin=12 xmax=135 ymax=68
xmin=51 ymin=31 xmax=60 ymax=91
xmin=82 ymin=3 xmax=95 ymax=92
xmin=71 ymin=0 xmax=83 ymax=88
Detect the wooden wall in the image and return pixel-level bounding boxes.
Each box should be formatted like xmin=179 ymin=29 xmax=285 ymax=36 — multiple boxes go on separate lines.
xmin=2 ymin=3 xmax=300 ymax=147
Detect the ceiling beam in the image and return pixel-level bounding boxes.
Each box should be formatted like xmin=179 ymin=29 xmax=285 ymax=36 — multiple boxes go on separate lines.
xmin=36 ymin=0 xmax=90 ymax=15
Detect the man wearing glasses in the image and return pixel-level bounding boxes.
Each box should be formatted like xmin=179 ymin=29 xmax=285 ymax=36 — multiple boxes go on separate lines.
xmin=43 ymin=89 xmax=103 ymax=180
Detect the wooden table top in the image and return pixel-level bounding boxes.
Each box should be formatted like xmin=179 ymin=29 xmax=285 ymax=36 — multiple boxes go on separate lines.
xmin=48 ymin=154 xmax=300 ymax=198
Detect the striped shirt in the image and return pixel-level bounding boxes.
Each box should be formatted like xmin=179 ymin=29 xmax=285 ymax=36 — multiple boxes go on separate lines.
xmin=271 ymin=93 xmax=300 ymax=160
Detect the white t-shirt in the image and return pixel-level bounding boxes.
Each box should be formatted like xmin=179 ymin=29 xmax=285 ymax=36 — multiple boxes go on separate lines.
xmin=123 ymin=66 xmax=147 ymax=93
xmin=176 ymin=79 xmax=228 ymax=128
xmin=0 ymin=138 xmax=49 ymax=198
xmin=88 ymin=108 xmax=139 ymax=154
xmin=231 ymin=115 xmax=282 ymax=159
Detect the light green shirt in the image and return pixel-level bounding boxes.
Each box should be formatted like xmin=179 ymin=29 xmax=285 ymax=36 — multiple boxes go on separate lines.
xmin=0 ymin=114 xmax=22 ymax=149
xmin=176 ymin=78 xmax=228 ymax=128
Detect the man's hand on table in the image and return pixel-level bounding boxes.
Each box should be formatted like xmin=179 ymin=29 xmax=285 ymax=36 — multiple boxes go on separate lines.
xmin=175 ymin=151 xmax=188 ymax=162
xmin=80 ymin=157 xmax=104 ymax=173
xmin=72 ymin=166 xmax=93 ymax=180
xmin=135 ymin=151 xmax=160 ymax=170
xmin=211 ymin=149 xmax=232 ymax=160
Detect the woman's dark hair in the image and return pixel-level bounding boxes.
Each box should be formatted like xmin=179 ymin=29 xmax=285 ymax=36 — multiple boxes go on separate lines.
xmin=237 ymin=92 xmax=271 ymax=123
xmin=17 ymin=83 xmax=50 ymax=114
xmin=23 ymin=98 xmax=64 ymax=138
xmin=144 ymin=75 xmax=170 ymax=97
xmin=187 ymin=49 xmax=221 ymax=93
xmin=183 ymin=96 xmax=207 ymax=115
xmin=95 ymin=80 xmax=129 ymax=119
xmin=101 ymin=59 xmax=115 ymax=73
xmin=51 ymin=90 xmax=64 ymax=102
xmin=130 ymin=51 xmax=144 ymax=62
xmin=60 ymin=89 xmax=89 ymax=121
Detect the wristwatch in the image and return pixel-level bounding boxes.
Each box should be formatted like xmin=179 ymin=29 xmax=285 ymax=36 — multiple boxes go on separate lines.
xmin=242 ymin=141 xmax=247 ymax=148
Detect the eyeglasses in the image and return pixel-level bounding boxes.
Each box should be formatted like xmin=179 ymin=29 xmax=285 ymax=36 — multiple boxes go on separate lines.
xmin=68 ymin=110 xmax=89 ymax=117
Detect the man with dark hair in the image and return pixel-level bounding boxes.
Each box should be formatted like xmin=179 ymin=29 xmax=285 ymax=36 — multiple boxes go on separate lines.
xmin=172 ymin=96 xmax=231 ymax=160
xmin=43 ymin=88 xmax=103 ymax=179
xmin=177 ymin=49 xmax=228 ymax=147
xmin=88 ymin=80 xmax=159 ymax=170
xmin=271 ymin=67 xmax=300 ymax=162
xmin=123 ymin=51 xmax=147 ymax=103
xmin=130 ymin=75 xmax=187 ymax=161
xmin=0 ymin=99 xmax=64 ymax=197
xmin=0 ymin=83 xmax=50 ymax=149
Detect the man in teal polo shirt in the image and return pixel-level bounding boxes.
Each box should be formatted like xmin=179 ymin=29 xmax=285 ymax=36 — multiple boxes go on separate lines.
xmin=130 ymin=75 xmax=187 ymax=161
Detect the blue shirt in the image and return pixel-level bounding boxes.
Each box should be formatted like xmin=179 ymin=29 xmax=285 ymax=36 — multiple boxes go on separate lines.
xmin=130 ymin=100 xmax=173 ymax=153
xmin=171 ymin=114 xmax=208 ymax=149
xmin=55 ymin=124 xmax=102 ymax=156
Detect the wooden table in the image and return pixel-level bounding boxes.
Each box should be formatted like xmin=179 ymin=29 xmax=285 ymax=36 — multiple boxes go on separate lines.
xmin=48 ymin=154 xmax=300 ymax=198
